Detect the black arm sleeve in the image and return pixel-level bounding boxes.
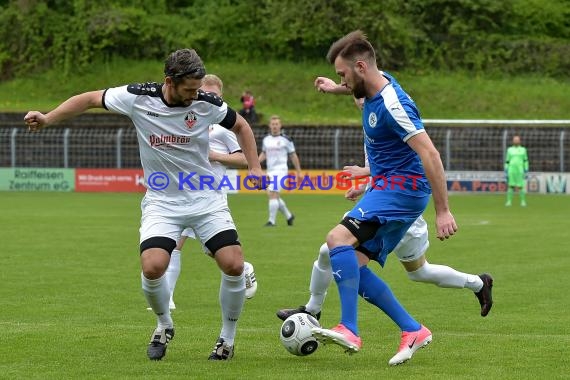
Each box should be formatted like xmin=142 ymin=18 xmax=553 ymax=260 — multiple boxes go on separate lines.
xmin=220 ymin=107 xmax=238 ymax=129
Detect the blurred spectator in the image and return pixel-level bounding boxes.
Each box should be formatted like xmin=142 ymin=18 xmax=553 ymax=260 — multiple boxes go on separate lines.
xmin=239 ymin=90 xmax=258 ymax=125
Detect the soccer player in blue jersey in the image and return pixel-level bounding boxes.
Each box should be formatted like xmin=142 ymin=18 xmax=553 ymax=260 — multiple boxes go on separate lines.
xmin=308 ymin=30 xmax=465 ymax=361
xmin=279 ymin=96 xmax=493 ymax=365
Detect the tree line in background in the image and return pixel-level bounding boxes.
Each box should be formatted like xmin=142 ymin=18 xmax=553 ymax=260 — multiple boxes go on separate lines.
xmin=1 ymin=0 xmax=568 ymax=80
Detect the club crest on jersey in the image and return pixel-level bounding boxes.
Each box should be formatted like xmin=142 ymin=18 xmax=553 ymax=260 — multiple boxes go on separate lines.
xmin=184 ymin=111 xmax=197 ymax=129
xmin=368 ymin=112 xmax=378 ymax=128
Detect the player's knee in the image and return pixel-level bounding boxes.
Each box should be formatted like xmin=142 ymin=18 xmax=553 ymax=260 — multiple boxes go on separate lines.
xmin=141 ymin=254 xmax=170 ymax=279
xmin=326 ymin=230 xmax=347 ymax=249
xmin=140 ymin=238 xmax=175 ymax=279
xmin=222 ymin=259 xmax=244 ymax=277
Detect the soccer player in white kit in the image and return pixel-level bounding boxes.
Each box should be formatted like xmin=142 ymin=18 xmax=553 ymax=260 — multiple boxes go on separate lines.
xmin=165 ymin=74 xmax=258 ymax=311
xmin=24 ymin=49 xmax=263 ymax=362
xmin=258 ymin=115 xmax=302 ymax=226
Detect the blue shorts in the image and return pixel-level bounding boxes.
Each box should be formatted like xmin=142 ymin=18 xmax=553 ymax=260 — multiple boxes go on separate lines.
xmin=346 ymin=188 xmax=429 ymax=266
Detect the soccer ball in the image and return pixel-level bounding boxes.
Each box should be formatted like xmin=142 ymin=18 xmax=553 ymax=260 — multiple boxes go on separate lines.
xmin=279 ymin=313 xmax=320 ymax=356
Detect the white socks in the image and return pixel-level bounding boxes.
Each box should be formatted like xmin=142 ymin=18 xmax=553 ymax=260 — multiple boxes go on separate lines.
xmin=219 ymin=272 xmax=246 ymax=346
xmin=165 ymin=249 xmax=181 ymax=300
xmin=278 ymin=198 xmax=292 ymax=219
xmin=269 ymin=198 xmax=292 ymax=223
xmin=141 ymin=273 xmax=173 ymax=330
xmin=305 ymin=243 xmax=332 ymax=314
xmin=268 ymin=199 xmax=279 ymax=224
xmin=407 ymin=261 xmax=484 ymax=291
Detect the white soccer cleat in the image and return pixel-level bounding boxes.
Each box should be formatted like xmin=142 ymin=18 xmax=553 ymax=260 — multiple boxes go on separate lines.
xmin=244 ymin=261 xmax=258 ymax=299
xmin=388 ymin=325 xmax=432 ymax=366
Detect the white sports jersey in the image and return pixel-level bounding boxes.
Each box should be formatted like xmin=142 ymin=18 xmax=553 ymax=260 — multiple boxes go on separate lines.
xmin=262 ymin=134 xmax=295 ymax=171
xmin=209 ymin=124 xmax=241 ymax=179
xmin=103 ymin=83 xmax=237 ymax=212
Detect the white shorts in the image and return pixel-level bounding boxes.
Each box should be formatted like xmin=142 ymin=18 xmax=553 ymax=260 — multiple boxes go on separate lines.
xmin=265 ymin=169 xmax=290 ymax=193
xmin=180 ymin=227 xmax=209 ymax=255
xmin=139 ymin=194 xmax=236 ymax=251
xmin=392 ymin=215 xmax=429 ymax=262
xmin=179 ymin=192 xmax=229 ymax=250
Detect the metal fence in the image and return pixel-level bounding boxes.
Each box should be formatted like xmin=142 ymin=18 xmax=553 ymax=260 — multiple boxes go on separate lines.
xmin=1 ymin=120 xmax=569 ymax=172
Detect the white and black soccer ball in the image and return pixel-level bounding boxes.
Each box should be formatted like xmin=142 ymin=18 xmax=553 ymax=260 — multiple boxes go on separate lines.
xmin=279 ymin=313 xmax=320 ymax=356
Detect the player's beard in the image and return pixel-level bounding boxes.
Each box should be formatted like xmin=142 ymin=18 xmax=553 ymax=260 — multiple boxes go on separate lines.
xmin=171 ymin=93 xmax=192 ymax=107
xmin=351 ymin=77 xmax=367 ymax=99
xmin=168 ymin=85 xmax=194 ymax=107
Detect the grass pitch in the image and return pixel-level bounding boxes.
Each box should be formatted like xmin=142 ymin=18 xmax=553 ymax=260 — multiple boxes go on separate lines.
xmin=1 ymin=192 xmax=569 ymax=379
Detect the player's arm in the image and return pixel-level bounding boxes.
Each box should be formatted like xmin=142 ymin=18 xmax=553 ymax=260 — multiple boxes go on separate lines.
xmin=407 ymin=132 xmax=458 ymax=240
xmin=229 ymin=113 xmax=263 ymax=177
xmin=314 ymin=76 xmax=352 ymax=95
xmin=209 ymin=150 xmax=247 ymax=168
xmin=342 ymin=165 xmax=370 ymax=178
xmin=523 ymin=148 xmax=529 ymax=172
xmin=289 ymin=152 xmax=302 ymax=178
xmin=24 ymin=91 xmax=104 ymax=131
xmin=258 ymin=151 xmax=266 ymax=164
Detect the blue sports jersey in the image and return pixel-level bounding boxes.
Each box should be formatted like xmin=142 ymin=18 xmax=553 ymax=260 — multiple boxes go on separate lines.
xmin=345 ymin=72 xmax=433 ymax=265
xmin=362 ymin=72 xmax=431 ymax=195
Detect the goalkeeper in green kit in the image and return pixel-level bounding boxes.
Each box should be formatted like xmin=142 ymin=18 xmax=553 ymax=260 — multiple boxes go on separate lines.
xmin=505 ymin=135 xmax=529 ymax=206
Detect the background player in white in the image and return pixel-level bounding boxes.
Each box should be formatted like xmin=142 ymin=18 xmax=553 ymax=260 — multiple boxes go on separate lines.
xmin=258 ymin=115 xmax=302 ymax=226
xmin=24 ymin=49 xmax=263 ymax=362
xmin=165 ymin=74 xmax=257 ymax=311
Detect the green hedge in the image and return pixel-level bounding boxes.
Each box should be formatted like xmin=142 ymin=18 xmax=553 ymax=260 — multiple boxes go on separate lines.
xmin=1 ymin=0 xmax=568 ymax=80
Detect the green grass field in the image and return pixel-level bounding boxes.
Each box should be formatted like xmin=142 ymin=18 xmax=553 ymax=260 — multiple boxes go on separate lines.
xmin=1 ymin=192 xmax=569 ymax=379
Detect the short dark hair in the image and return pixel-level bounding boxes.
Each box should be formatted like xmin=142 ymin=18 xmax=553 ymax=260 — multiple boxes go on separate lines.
xmin=326 ymin=30 xmax=376 ymax=65
xmin=164 ymin=49 xmax=206 ymax=84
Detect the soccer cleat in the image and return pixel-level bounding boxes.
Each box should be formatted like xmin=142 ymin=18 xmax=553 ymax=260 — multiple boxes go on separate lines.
xmin=147 ymin=327 xmax=175 ymax=361
xmin=287 ymin=214 xmax=295 ymax=226
xmin=311 ymin=323 xmax=362 ymax=354
xmin=388 ymin=325 xmax=432 ymax=366
xmin=475 ymin=273 xmax=494 ymax=317
xmin=244 ymin=261 xmax=258 ymax=299
xmin=521 ymin=201 xmax=527 ymax=207
xmin=505 ymin=201 xmax=512 ymax=207
xmin=208 ymin=337 xmax=234 ymax=360
xmin=276 ymin=305 xmax=321 ymax=321
xmin=264 ymin=221 xmax=276 ymax=227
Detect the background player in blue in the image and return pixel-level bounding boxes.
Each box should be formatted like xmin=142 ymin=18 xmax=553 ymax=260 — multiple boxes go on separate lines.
xmin=310 ymin=31 xmax=458 ymax=356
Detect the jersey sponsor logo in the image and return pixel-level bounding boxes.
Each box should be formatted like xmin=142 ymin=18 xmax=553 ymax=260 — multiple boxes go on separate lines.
xmin=184 ymin=111 xmax=197 ymax=129
xmin=149 ymin=134 xmax=191 ymax=148
xmin=358 ymin=207 xmax=367 ymax=217
xmin=146 ymin=111 xmax=159 ymax=117
xmin=368 ymin=112 xmax=378 ymax=128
